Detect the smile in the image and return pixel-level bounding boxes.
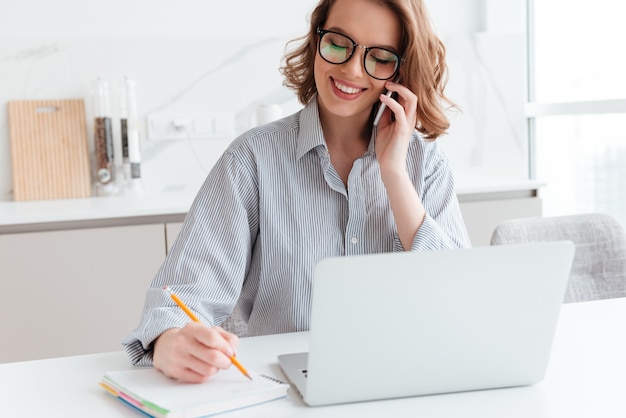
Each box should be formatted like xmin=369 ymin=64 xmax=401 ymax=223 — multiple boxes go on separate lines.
xmin=333 ymin=79 xmax=364 ymax=95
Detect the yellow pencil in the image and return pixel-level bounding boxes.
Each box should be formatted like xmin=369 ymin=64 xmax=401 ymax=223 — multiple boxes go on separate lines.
xmin=163 ymin=286 xmax=252 ymax=380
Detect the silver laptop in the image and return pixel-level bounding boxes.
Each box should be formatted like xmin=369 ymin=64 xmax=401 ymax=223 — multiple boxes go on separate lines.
xmin=278 ymin=241 xmax=575 ymax=406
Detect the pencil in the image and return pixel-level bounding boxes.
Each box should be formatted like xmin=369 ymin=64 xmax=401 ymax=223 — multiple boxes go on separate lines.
xmin=163 ymin=286 xmax=252 ymax=380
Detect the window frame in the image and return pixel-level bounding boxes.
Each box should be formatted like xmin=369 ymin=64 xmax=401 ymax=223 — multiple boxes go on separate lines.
xmin=525 ymin=0 xmax=626 ymax=179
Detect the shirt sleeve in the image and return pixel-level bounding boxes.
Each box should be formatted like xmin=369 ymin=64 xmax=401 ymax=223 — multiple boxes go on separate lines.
xmin=393 ymin=143 xmax=471 ymax=252
xmin=122 ymin=144 xmax=259 ymax=366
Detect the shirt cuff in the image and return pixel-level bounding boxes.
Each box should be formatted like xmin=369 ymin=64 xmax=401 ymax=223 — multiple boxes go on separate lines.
xmin=121 ymin=307 xmax=195 ymax=366
xmin=393 ymin=213 xmax=466 ymax=252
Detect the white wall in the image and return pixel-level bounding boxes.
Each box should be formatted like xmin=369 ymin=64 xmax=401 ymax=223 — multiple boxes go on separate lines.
xmin=0 ymin=0 xmax=526 ymax=200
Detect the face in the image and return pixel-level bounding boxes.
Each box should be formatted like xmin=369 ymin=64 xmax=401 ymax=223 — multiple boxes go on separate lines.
xmin=314 ymin=0 xmax=402 ymax=124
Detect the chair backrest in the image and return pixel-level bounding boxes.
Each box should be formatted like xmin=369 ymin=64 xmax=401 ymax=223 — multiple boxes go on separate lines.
xmin=490 ymin=213 xmax=626 ymax=303
xmin=219 ymin=303 xmax=249 ymax=337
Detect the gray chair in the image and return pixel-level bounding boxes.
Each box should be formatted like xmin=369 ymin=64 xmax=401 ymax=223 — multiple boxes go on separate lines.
xmin=490 ymin=213 xmax=626 ymax=303
xmin=220 ymin=302 xmax=249 ymax=337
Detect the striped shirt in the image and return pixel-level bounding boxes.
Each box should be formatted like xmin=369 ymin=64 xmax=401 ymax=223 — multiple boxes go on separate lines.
xmin=123 ymin=96 xmax=471 ymax=366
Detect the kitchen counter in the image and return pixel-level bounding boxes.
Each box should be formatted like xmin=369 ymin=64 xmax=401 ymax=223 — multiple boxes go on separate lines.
xmin=0 ymin=175 xmax=544 ymax=234
xmin=0 ymin=191 xmax=192 ymax=233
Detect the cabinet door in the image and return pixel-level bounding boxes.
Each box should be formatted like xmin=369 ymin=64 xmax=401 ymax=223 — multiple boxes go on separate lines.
xmin=165 ymin=222 xmax=184 ymax=253
xmin=460 ymin=197 xmax=542 ymax=247
xmin=0 ymin=224 xmax=166 ymax=363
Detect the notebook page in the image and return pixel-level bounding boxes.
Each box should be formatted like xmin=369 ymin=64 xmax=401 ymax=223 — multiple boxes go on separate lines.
xmin=103 ymin=366 xmax=288 ymax=414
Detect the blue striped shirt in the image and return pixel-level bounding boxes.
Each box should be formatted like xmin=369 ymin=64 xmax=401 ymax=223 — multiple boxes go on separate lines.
xmin=123 ymin=96 xmax=471 ymax=365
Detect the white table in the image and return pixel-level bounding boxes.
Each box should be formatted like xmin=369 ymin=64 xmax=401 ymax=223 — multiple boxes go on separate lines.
xmin=2 ymin=298 xmax=625 ymax=417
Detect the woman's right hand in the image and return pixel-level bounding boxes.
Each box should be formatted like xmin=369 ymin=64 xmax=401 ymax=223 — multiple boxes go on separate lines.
xmin=153 ymin=322 xmax=239 ymax=383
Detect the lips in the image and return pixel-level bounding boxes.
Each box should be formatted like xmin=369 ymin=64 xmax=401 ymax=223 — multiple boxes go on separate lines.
xmin=330 ymin=77 xmax=366 ymax=100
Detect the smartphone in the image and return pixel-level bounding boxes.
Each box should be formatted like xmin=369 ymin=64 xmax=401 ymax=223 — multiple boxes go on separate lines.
xmin=373 ymin=76 xmax=400 ymax=127
xmin=372 ymin=89 xmax=395 ymax=127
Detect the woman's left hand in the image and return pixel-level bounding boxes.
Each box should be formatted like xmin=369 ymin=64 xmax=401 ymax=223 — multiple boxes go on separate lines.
xmin=374 ymin=81 xmax=418 ymax=178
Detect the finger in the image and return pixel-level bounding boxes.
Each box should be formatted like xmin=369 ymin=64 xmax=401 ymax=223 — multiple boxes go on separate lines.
xmin=190 ymin=325 xmax=237 ymax=368
xmin=215 ymin=326 xmax=240 ymax=351
xmin=170 ymin=329 xmax=233 ymax=373
xmin=186 ymin=338 xmax=234 ymax=370
xmin=379 ymin=93 xmax=402 ymax=116
xmin=382 ymin=82 xmax=417 ymax=117
xmin=170 ymin=361 xmax=221 ymax=383
xmin=379 ymin=94 xmax=409 ymax=131
xmin=184 ymin=323 xmax=233 ymax=353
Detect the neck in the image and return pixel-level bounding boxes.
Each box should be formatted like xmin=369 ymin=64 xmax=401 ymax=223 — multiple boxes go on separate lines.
xmin=318 ymin=106 xmax=372 ymax=151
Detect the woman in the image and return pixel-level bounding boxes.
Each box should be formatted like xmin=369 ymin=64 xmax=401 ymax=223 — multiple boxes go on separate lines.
xmin=123 ymin=0 xmax=470 ymax=383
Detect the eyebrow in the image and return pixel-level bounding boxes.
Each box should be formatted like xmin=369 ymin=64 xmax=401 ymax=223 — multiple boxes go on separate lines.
xmin=323 ymin=26 xmax=400 ymax=52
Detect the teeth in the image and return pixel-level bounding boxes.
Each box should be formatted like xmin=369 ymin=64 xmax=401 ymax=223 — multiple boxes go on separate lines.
xmin=334 ymin=81 xmax=361 ymax=94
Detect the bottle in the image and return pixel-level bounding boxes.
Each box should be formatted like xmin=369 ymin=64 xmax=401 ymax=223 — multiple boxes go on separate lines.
xmin=93 ymin=77 xmax=117 ymax=196
xmin=120 ymin=75 xmax=142 ymax=192
xmin=119 ymin=81 xmax=131 ymax=183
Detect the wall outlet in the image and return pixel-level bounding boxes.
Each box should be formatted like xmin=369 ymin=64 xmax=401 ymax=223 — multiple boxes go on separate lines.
xmin=147 ymin=111 xmax=236 ymax=141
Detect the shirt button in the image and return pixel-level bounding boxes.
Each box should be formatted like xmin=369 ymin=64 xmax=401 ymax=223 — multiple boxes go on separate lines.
xmin=350 ymin=236 xmax=358 ymax=245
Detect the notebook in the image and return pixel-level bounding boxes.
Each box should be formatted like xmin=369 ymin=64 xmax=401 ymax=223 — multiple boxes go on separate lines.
xmin=278 ymin=241 xmax=575 ymax=407
xmin=100 ymin=366 xmax=289 ymax=417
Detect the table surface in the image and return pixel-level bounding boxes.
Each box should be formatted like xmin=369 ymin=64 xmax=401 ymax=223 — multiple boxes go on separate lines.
xmin=3 ymin=297 xmax=623 ymax=418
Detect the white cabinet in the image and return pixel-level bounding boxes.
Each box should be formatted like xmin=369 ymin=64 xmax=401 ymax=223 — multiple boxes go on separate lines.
xmin=459 ymin=197 xmax=542 ymax=247
xmin=165 ymin=222 xmax=184 ymax=253
xmin=0 ymin=224 xmax=166 ymax=363
xmin=455 ymin=178 xmax=544 ymax=246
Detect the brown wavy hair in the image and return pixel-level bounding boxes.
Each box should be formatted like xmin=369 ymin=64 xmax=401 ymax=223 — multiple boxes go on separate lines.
xmin=280 ymin=0 xmax=454 ymax=140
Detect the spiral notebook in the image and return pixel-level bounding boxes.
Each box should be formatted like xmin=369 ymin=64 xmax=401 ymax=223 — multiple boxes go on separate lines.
xmin=100 ymin=366 xmax=289 ymax=417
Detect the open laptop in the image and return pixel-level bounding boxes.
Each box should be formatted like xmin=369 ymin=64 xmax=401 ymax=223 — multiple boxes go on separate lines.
xmin=278 ymin=241 xmax=575 ymax=406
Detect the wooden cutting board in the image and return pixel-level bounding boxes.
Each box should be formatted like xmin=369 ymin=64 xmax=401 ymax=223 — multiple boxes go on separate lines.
xmin=8 ymin=99 xmax=92 ymax=201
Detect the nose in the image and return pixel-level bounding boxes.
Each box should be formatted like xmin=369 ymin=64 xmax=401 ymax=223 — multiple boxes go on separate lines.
xmin=341 ymin=46 xmax=366 ymax=78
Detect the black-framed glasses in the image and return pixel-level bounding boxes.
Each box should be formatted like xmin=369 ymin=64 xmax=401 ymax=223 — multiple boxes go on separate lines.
xmin=317 ymin=28 xmax=402 ymax=80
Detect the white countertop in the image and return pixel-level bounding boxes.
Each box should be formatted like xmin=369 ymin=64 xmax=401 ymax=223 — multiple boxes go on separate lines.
xmin=0 ymin=191 xmax=192 ymax=226
xmin=454 ymin=175 xmax=544 ymax=195
xmin=0 ymin=175 xmax=544 ymax=232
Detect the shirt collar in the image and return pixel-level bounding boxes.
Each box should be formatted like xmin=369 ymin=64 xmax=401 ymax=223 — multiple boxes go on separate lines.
xmin=296 ymin=95 xmax=419 ymax=160
xmin=296 ymin=95 xmax=327 ymax=161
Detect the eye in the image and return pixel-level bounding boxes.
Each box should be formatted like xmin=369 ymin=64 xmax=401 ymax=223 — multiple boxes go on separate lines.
xmin=368 ymin=48 xmax=398 ymax=65
xmin=328 ymin=43 xmax=348 ymax=52
xmin=325 ymin=33 xmax=352 ymax=49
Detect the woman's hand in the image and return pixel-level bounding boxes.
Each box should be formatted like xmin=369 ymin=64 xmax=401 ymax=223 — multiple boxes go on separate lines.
xmin=153 ymin=322 xmax=239 ymax=383
xmin=374 ymin=81 xmax=425 ymax=249
xmin=374 ymin=81 xmax=418 ymax=179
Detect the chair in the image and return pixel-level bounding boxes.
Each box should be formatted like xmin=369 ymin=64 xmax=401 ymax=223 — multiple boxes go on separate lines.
xmin=220 ymin=302 xmax=249 ymax=337
xmin=220 ymin=308 xmax=248 ymax=337
xmin=490 ymin=213 xmax=626 ymax=303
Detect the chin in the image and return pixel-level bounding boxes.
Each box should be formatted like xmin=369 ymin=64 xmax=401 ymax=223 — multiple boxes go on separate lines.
xmin=319 ymin=92 xmax=374 ymax=120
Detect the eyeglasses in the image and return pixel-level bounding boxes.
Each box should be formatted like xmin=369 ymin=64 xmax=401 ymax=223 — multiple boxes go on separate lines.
xmin=317 ymin=28 xmax=402 ymax=80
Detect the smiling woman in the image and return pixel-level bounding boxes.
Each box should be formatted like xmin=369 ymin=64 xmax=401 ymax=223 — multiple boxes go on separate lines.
xmin=282 ymin=0 xmax=454 ymax=141
xmin=124 ymin=0 xmax=470 ymax=384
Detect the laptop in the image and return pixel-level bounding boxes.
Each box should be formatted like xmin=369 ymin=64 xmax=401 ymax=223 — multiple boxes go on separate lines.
xmin=278 ymin=241 xmax=575 ymax=406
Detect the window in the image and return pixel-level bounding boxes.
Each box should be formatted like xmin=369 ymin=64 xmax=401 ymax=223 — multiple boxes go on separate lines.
xmin=528 ymin=0 xmax=626 ymax=225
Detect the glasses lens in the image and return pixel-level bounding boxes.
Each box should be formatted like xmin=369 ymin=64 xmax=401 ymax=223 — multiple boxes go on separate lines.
xmin=319 ymin=32 xmax=354 ymax=64
xmin=365 ymin=48 xmax=399 ymax=80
